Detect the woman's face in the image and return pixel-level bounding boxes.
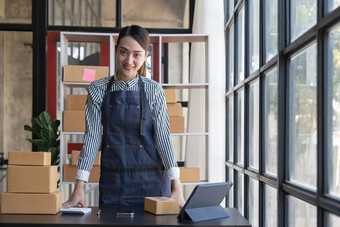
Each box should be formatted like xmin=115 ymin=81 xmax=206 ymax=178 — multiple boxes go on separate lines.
xmin=116 ymin=35 xmax=148 ymax=81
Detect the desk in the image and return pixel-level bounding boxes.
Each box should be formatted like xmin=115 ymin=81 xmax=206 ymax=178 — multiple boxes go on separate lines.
xmin=0 ymin=207 xmax=251 ymax=227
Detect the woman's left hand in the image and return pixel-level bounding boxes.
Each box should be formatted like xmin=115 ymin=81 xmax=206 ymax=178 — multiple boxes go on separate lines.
xmin=170 ymin=178 xmax=186 ymax=208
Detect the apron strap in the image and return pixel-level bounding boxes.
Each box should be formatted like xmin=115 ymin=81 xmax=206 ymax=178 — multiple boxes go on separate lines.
xmin=106 ymin=76 xmax=115 ymax=92
xmin=138 ymin=76 xmax=146 ymax=136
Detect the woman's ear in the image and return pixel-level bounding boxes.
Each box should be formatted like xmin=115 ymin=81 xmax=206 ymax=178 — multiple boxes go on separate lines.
xmin=145 ymin=51 xmax=149 ymax=58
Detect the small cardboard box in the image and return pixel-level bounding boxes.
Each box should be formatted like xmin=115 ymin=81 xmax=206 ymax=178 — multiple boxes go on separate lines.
xmin=67 ymin=95 xmax=87 ymax=111
xmin=179 ymin=168 xmax=200 ymax=183
xmin=1 ymin=191 xmax=62 ymax=214
xmin=166 ymin=103 xmax=182 ymax=116
xmin=72 ymin=150 xmax=101 ymax=166
xmin=144 ymin=197 xmax=179 ymax=215
xmin=169 ymin=116 xmax=185 ymax=133
xmin=8 ymin=151 xmax=51 ymax=166
xmin=7 ymin=165 xmax=58 ymax=193
xmin=63 ymin=164 xmax=100 ymax=182
xmin=164 ymin=89 xmax=177 ymax=103
xmin=63 ymin=65 xmax=109 ymax=82
xmin=63 ymin=110 xmax=85 ymax=132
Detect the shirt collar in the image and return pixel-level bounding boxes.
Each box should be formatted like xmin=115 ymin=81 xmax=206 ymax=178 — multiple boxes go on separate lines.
xmin=113 ymin=74 xmax=139 ymax=89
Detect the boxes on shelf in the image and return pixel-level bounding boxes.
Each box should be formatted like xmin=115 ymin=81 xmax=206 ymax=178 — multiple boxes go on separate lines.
xmin=1 ymin=191 xmax=62 ymax=214
xmin=63 ymin=164 xmax=100 ymax=182
xmin=7 ymin=165 xmax=58 ymax=193
xmin=164 ymin=89 xmax=177 ymax=103
xmin=166 ymin=103 xmax=182 ymax=116
xmin=144 ymin=197 xmax=179 ymax=215
xmin=179 ymin=168 xmax=200 ymax=183
xmin=71 ymin=151 xmax=101 ymax=166
xmin=63 ymin=110 xmax=85 ymax=132
xmin=63 ymin=65 xmax=109 ymax=82
xmin=8 ymin=151 xmax=51 ymax=166
xmin=169 ymin=116 xmax=185 ymax=133
xmin=67 ymin=95 xmax=87 ymax=111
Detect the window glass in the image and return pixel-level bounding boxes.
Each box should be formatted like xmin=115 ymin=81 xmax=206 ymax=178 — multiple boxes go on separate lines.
xmin=236 ymin=7 xmax=245 ymax=83
xmin=49 ymin=0 xmax=116 ymax=27
xmin=236 ymin=90 xmax=244 ymax=165
xmin=290 ymin=0 xmax=317 ymax=42
xmin=287 ymin=196 xmax=317 ymax=227
xmin=329 ymin=24 xmax=340 ymax=197
xmin=0 ymin=31 xmax=33 ymax=162
xmin=264 ymin=68 xmax=278 ymax=176
xmin=248 ymin=178 xmax=259 ymax=227
xmin=0 ymin=0 xmax=31 ymax=23
xmin=227 ymin=0 xmax=235 ymax=21
xmin=122 ymin=0 xmax=189 ymax=29
xmin=264 ymin=0 xmax=278 ymax=62
xmin=327 ymin=0 xmax=340 ymax=13
xmin=237 ymin=172 xmax=244 ymax=215
xmin=248 ymin=0 xmax=260 ymax=74
xmin=249 ymin=80 xmax=260 ymax=170
xmin=227 ymin=168 xmax=234 ymax=207
xmin=265 ymin=185 xmax=277 ymax=227
xmin=227 ymin=97 xmax=234 ymax=161
xmin=289 ymin=43 xmax=317 ymax=189
xmin=325 ymin=212 xmax=340 ymax=227
xmin=227 ymin=24 xmax=234 ymax=91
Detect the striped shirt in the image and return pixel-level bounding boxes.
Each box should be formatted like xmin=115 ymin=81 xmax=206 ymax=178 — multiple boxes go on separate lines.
xmin=76 ymin=75 xmax=180 ymax=182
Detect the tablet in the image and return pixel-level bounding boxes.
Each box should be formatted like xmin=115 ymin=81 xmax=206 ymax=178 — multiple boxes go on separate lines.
xmin=177 ymin=181 xmax=233 ymax=222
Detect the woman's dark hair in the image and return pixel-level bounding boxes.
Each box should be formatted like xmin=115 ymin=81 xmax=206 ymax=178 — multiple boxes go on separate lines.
xmin=116 ymin=25 xmax=150 ymax=76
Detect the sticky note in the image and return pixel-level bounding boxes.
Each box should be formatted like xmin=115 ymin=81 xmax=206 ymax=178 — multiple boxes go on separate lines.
xmin=82 ymin=69 xmax=96 ymax=82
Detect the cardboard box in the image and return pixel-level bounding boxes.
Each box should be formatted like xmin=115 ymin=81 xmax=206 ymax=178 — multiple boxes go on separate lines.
xmin=164 ymin=89 xmax=177 ymax=103
xmin=169 ymin=116 xmax=185 ymax=133
xmin=63 ymin=65 xmax=109 ymax=82
xmin=72 ymin=150 xmax=101 ymax=166
xmin=7 ymin=165 xmax=58 ymax=193
xmin=63 ymin=110 xmax=85 ymax=132
xmin=1 ymin=191 xmax=62 ymax=214
xmin=63 ymin=164 xmax=100 ymax=182
xmin=166 ymin=103 xmax=182 ymax=116
xmin=8 ymin=151 xmax=51 ymax=166
xmin=144 ymin=197 xmax=179 ymax=215
xmin=67 ymin=95 xmax=87 ymax=111
xmin=179 ymin=168 xmax=200 ymax=183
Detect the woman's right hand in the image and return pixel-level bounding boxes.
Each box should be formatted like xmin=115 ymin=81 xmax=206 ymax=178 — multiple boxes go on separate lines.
xmin=62 ymin=180 xmax=87 ymax=208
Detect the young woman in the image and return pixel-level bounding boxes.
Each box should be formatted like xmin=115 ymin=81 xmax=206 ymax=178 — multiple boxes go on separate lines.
xmin=63 ymin=25 xmax=185 ymax=208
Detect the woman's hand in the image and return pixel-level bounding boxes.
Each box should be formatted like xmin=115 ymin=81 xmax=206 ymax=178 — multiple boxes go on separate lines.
xmin=169 ymin=178 xmax=186 ymax=208
xmin=62 ymin=180 xmax=87 ymax=208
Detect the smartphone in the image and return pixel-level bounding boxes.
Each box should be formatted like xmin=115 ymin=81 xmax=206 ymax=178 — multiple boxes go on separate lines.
xmin=116 ymin=208 xmax=134 ymax=217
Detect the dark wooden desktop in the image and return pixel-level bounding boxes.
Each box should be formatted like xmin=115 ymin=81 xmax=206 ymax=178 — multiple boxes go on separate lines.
xmin=0 ymin=206 xmax=251 ymax=227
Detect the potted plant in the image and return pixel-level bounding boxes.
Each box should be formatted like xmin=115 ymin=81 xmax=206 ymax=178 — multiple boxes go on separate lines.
xmin=24 ymin=111 xmax=60 ymax=168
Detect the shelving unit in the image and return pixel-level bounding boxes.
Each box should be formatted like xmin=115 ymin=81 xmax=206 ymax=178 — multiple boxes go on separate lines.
xmin=58 ymin=32 xmax=210 ymax=203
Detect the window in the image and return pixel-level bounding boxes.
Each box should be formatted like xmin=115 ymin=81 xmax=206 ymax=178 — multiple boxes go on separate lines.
xmin=0 ymin=0 xmax=31 ymax=24
xmin=225 ymin=0 xmax=340 ymax=225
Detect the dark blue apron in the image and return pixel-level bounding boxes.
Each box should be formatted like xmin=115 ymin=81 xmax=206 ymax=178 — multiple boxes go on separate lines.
xmin=99 ymin=75 xmax=171 ymax=208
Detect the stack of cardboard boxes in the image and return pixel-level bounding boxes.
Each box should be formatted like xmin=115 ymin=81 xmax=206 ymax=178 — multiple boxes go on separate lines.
xmin=164 ymin=89 xmax=185 ymax=133
xmin=164 ymin=89 xmax=200 ymax=183
xmin=63 ymin=150 xmax=101 ymax=182
xmin=1 ymin=152 xmax=61 ymax=214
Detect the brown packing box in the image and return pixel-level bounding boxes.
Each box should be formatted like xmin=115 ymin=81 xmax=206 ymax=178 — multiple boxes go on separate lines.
xmin=144 ymin=197 xmax=179 ymax=215
xmin=67 ymin=95 xmax=87 ymax=111
xmin=63 ymin=164 xmax=100 ymax=182
xmin=63 ymin=65 xmax=109 ymax=82
xmin=8 ymin=151 xmax=51 ymax=166
xmin=63 ymin=110 xmax=85 ymax=132
xmin=166 ymin=103 xmax=182 ymax=116
xmin=72 ymin=150 xmax=101 ymax=166
xmin=1 ymin=191 xmax=62 ymax=214
xmin=169 ymin=116 xmax=185 ymax=133
xmin=164 ymin=89 xmax=177 ymax=103
xmin=7 ymin=165 xmax=57 ymax=193
xmin=179 ymin=168 xmax=200 ymax=183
